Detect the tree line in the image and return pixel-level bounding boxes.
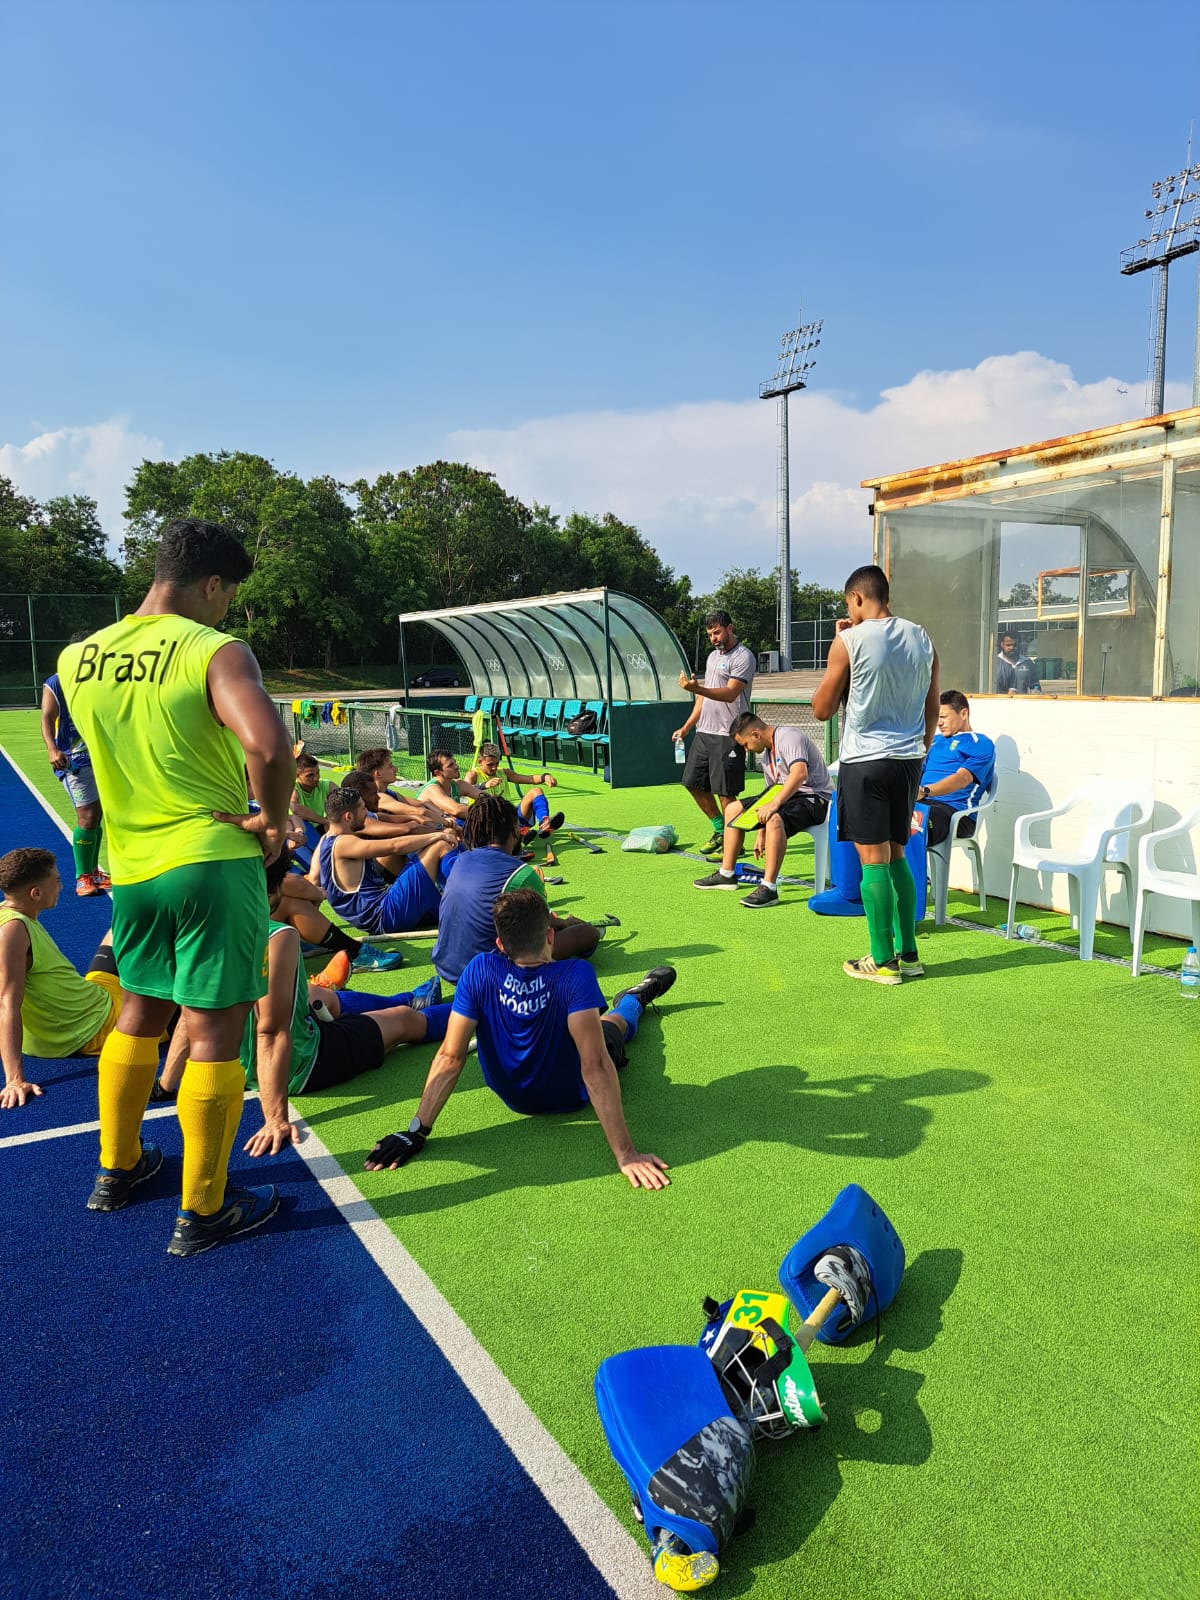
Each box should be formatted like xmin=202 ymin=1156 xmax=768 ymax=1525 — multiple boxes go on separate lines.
xmin=1 ymin=454 xmax=842 ymax=670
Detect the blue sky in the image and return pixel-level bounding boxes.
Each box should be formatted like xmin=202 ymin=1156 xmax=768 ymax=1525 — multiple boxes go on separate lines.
xmin=3 ymin=0 xmax=1198 ymax=587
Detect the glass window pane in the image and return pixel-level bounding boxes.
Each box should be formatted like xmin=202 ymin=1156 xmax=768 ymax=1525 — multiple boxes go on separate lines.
xmin=884 ymin=508 xmax=993 ymax=695
xmin=1167 ymin=462 xmax=1200 ymax=696
xmin=997 ymin=518 xmax=1081 ymax=693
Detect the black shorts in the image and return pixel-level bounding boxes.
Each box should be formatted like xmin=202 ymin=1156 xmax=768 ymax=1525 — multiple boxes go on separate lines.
xmin=837 ymin=758 xmax=924 ymax=846
xmin=745 ymin=791 xmax=829 ymax=836
xmin=926 ymin=802 xmax=977 ymax=848
xmin=682 ymin=732 xmax=746 ymax=798
xmin=601 ymin=1018 xmax=628 ymax=1070
xmin=304 ymin=1014 xmax=387 ymax=1092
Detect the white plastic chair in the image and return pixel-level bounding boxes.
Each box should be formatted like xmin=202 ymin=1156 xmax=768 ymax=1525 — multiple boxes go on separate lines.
xmin=927 ymin=772 xmax=999 ymax=926
xmin=1130 ymin=806 xmax=1200 ymax=977
xmin=1007 ymin=780 xmax=1154 ymax=961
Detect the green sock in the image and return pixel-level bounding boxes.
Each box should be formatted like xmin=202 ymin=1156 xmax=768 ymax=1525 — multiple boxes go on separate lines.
xmin=860 ymin=864 xmax=898 ymax=966
xmin=711 ymin=816 xmax=724 ymax=835
xmin=72 ymin=826 xmax=101 ymax=878
xmin=890 ymin=857 xmax=918 ymax=960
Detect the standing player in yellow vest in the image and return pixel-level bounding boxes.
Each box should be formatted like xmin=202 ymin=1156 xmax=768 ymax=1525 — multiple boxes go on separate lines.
xmin=59 ymin=519 xmax=295 ymax=1257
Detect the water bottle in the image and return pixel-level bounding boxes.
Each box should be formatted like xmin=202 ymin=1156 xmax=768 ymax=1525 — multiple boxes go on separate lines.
xmin=1182 ymin=947 xmax=1200 ymax=1000
xmin=1001 ymin=922 xmax=1039 ymax=942
xmin=674 ymin=737 xmax=686 ymax=765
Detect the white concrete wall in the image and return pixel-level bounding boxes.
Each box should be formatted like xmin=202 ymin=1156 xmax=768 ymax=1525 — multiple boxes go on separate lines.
xmin=951 ymin=698 xmax=1200 ymax=939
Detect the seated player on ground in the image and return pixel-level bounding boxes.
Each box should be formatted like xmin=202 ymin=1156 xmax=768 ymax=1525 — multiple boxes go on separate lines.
xmin=41 ymin=664 xmax=110 ymax=896
xmin=366 ymin=889 xmax=674 ymax=1189
xmin=432 ymin=796 xmax=599 ymax=985
xmin=355 ymin=747 xmax=444 ymax=827
xmin=290 ymin=752 xmax=332 ymax=836
xmin=268 ymin=846 xmax=406 ymax=978
xmin=157 ymin=852 xmax=454 ymax=1155
xmin=693 ymin=712 xmax=833 ymax=909
xmin=319 ymin=784 xmax=457 ymax=937
xmin=302 ymin=766 xmax=441 ymax=886
xmin=915 ymin=691 xmax=995 ymax=845
xmin=466 ymin=743 xmax=564 ymax=837
xmin=419 ymin=748 xmax=485 ymax=821
xmin=0 ymin=847 xmax=125 ymax=1108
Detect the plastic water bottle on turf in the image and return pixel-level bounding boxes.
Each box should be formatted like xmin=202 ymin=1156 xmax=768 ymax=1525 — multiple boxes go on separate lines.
xmin=1001 ymin=922 xmax=1039 ymax=942
xmin=1181 ymin=947 xmax=1200 ymax=1000
xmin=674 ymin=737 xmax=686 ymax=765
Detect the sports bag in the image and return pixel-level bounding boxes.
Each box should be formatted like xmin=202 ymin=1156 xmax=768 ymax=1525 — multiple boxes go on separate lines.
xmin=567 ymin=710 xmax=598 ymax=735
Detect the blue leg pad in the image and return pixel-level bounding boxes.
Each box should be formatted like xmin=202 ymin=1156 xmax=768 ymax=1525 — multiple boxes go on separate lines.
xmin=595 ymin=1346 xmax=754 ymax=1558
xmin=778 ymin=1183 xmax=906 ymax=1343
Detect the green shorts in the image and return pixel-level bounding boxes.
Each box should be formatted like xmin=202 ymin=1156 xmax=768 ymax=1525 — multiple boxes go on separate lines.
xmin=111 ymin=857 xmax=270 ymax=1010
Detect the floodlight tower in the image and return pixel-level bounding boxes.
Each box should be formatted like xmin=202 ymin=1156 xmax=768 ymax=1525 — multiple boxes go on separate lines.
xmin=759 ymin=313 xmax=821 ymax=670
xmin=1120 ymin=141 xmax=1200 ymax=414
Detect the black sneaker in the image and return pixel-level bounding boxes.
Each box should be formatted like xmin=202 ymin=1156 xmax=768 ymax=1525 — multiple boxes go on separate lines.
xmin=166 ymin=1184 xmax=280 ymax=1258
xmin=612 ymin=966 xmax=677 ymax=1010
xmin=693 ymin=870 xmax=740 ymax=889
xmin=538 ymin=811 xmax=565 ymax=836
xmin=86 ymin=1142 xmax=164 ymax=1212
xmin=740 ymin=884 xmax=779 ymax=908
xmin=148 ymin=1078 xmax=175 ymax=1104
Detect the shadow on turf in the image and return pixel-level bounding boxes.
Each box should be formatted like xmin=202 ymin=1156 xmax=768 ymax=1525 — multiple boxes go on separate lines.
xmin=715 ymin=1247 xmax=965 ymax=1595
xmin=305 ymin=1024 xmax=988 ymax=1215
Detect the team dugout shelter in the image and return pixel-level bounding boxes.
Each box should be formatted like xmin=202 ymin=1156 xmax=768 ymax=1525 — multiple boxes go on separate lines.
xmin=397 ymin=589 xmax=692 ymax=789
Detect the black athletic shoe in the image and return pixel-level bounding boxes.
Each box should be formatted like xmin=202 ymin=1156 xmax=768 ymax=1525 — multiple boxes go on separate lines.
xmin=148 ymin=1078 xmax=175 ymax=1104
xmin=167 ymin=1184 xmax=280 ymax=1258
xmin=740 ymin=884 xmax=779 ymax=908
xmin=612 ymin=966 xmax=677 ymax=1011
xmin=86 ymin=1142 xmax=164 ymax=1212
xmin=693 ymin=870 xmax=740 ymax=889
xmin=538 ymin=811 xmax=565 ymax=836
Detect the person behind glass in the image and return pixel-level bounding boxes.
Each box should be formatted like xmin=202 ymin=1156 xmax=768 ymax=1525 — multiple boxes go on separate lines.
xmin=994 ymin=634 xmax=1041 ymax=695
xmin=916 ymin=691 xmax=995 ymax=846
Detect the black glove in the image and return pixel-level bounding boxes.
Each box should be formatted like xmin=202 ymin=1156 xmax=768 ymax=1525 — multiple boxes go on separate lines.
xmin=366 ymin=1128 xmax=426 ymax=1169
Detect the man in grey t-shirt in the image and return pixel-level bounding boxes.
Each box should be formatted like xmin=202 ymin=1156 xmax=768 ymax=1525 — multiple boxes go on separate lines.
xmin=692 ymin=713 xmax=832 ymax=908
xmin=813 ymin=564 xmax=938 ymax=987
xmin=671 ymin=610 xmax=756 ymax=854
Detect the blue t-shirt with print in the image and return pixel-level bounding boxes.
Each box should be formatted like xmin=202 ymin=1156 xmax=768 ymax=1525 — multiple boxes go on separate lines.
xmin=921 ymin=729 xmax=995 ymax=811
xmin=452 ymin=951 xmax=606 ymax=1115
xmin=432 ymin=847 xmax=545 ymax=983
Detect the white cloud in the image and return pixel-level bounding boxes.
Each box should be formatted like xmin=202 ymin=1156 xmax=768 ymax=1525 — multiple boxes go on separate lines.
xmin=449 ymin=354 xmax=1192 ymax=590
xmin=0 ymin=417 xmax=164 ymax=554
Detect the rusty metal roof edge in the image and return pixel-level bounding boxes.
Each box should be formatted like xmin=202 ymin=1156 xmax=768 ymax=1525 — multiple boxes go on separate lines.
xmin=861 ymin=403 xmax=1200 ymax=494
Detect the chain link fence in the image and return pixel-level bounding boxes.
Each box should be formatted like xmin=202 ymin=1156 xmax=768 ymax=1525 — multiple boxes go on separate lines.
xmin=273 ymin=699 xmax=490 ymax=781
xmin=751 ymin=695 xmax=839 ymax=763
xmin=0 ymin=594 xmax=122 ymax=707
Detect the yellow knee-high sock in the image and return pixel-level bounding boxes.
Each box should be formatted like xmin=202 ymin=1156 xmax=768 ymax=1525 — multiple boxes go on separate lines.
xmin=97 ymin=1030 xmax=160 ymax=1171
xmin=177 ymin=1059 xmax=245 ymax=1217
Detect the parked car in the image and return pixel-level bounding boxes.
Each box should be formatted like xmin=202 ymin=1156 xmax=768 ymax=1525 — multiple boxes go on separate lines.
xmin=411 ymin=666 xmax=463 ymax=688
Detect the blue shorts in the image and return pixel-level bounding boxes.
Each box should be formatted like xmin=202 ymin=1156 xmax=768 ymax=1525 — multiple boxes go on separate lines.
xmin=378 ymin=861 xmax=441 ymax=933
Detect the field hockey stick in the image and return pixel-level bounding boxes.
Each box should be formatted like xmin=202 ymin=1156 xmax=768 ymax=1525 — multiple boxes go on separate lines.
xmin=494 ymin=722 xmax=523 ymax=799
xmin=567 ymin=831 xmax=603 ymax=854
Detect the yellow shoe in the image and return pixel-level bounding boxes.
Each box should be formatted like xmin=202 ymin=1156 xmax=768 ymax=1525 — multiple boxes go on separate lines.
xmin=842 ymin=955 xmax=902 ymax=986
xmin=652 ymin=1536 xmax=719 ymax=1592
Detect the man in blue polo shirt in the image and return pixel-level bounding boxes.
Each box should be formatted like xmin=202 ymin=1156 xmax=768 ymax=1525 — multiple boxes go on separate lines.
xmin=916 ymin=690 xmax=995 ymax=845
xmin=364 ymin=888 xmax=674 ymax=1190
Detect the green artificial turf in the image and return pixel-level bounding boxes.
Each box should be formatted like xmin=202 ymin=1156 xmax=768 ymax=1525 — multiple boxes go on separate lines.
xmin=2 ymin=712 xmax=1197 ymax=1599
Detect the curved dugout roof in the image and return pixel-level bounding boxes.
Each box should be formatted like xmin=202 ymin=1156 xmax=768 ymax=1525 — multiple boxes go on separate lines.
xmin=397 ymin=588 xmax=692 ymax=703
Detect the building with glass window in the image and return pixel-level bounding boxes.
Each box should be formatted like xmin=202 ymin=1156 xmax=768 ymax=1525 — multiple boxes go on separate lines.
xmin=863 ymin=405 xmax=1200 ymax=936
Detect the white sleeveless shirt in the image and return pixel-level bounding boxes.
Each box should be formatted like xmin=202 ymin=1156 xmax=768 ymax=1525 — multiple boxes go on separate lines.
xmin=839 ymin=617 xmax=933 ymax=762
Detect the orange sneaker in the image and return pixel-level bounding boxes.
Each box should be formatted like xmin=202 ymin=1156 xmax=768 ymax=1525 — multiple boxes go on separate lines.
xmin=311 ymin=949 xmax=351 ymax=990
xmin=76 ymin=874 xmax=100 ymax=897
xmin=90 ymin=869 xmax=112 ymax=892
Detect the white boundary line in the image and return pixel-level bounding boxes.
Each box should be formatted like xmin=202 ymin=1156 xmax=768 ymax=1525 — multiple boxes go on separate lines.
xmin=0 ymin=737 xmax=659 ymax=1600
xmin=292 ymin=1118 xmax=660 ymax=1598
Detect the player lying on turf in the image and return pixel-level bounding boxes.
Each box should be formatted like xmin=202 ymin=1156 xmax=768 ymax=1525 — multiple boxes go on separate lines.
xmin=0 ymin=847 xmax=128 ymax=1109
xmin=366 ymin=888 xmax=674 ymax=1189
xmin=431 ymin=796 xmax=600 ymax=984
xmin=157 ymin=851 xmax=454 ymax=1155
xmin=465 ymin=743 xmax=564 ymax=837
xmin=692 ymin=712 xmax=833 ymax=909
xmin=318 ymin=783 xmax=458 ymax=937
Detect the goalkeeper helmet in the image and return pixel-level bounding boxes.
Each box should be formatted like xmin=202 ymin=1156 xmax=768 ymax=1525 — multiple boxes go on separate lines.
xmin=699 ymin=1290 xmax=825 ymax=1439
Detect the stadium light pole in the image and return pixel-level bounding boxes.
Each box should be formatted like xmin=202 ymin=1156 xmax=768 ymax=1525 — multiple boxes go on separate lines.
xmin=759 ymin=314 xmax=821 ymax=670
xmin=1120 ymin=143 xmax=1200 ymax=415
